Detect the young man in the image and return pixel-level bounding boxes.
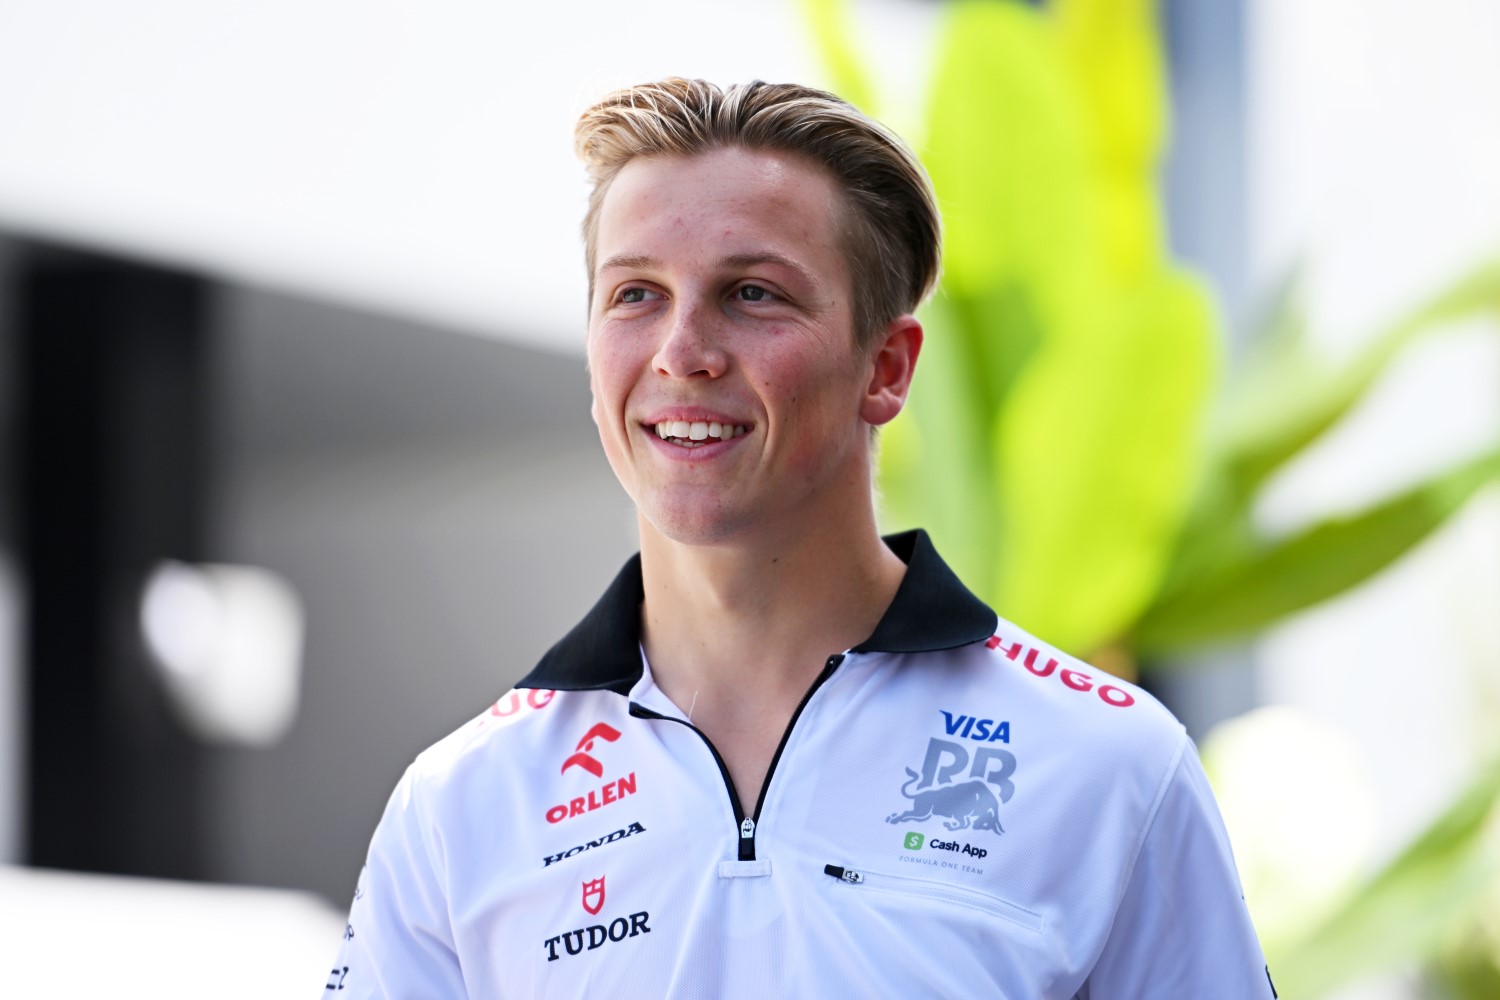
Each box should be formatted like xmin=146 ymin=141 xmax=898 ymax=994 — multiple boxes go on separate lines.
xmin=328 ymin=79 xmax=1273 ymax=998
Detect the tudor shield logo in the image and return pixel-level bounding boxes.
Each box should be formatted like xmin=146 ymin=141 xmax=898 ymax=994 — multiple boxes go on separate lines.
xmin=581 ymin=876 xmax=606 ymax=916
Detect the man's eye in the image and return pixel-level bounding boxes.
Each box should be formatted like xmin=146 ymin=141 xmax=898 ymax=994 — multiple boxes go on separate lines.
xmin=736 ymin=285 xmax=771 ymax=302
xmin=620 ymin=288 xmax=648 ymax=304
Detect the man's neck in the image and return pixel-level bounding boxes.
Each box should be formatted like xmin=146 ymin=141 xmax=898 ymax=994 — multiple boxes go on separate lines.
xmin=637 ymin=509 xmax=907 ymax=715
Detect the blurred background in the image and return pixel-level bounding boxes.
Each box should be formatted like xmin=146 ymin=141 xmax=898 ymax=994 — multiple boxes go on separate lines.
xmin=0 ymin=0 xmax=1496 ymax=996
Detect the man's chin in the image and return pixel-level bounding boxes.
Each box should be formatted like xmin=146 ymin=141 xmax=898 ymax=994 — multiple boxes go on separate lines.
xmin=637 ymin=505 xmax=753 ymax=549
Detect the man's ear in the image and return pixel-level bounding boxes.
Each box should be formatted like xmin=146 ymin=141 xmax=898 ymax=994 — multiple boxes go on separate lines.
xmin=860 ymin=314 xmax=923 ymax=427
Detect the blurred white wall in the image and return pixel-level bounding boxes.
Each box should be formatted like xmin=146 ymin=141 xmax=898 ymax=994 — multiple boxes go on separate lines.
xmin=1248 ymin=1 xmax=1500 ymax=996
xmin=0 ymin=864 xmax=344 ymax=999
xmin=0 ymin=0 xmax=820 ymax=352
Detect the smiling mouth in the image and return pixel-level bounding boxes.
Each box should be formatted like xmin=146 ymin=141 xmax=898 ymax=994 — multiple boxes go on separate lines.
xmin=651 ymin=420 xmax=749 ymax=447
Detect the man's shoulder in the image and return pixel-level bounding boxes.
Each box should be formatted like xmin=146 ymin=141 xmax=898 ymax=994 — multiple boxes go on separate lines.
xmin=951 ymin=617 xmax=1187 ymax=762
xmin=404 ymin=686 xmax=620 ymax=798
xmin=907 ymin=620 xmax=1196 ymax=860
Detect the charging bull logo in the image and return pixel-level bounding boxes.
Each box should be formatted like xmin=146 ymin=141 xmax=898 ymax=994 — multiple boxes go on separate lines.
xmin=887 ymin=738 xmax=1016 ymax=836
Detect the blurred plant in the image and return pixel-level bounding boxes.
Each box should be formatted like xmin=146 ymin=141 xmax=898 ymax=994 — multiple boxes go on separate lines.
xmin=803 ymin=0 xmax=1500 ymax=995
xmin=1201 ymin=709 xmax=1500 ymax=998
xmin=1435 ymin=840 xmax=1500 ymax=1000
xmin=1198 ymin=706 xmax=1381 ymax=952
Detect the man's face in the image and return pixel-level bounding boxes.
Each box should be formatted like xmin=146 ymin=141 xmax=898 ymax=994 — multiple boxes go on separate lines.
xmin=585 ymin=146 xmax=883 ymax=547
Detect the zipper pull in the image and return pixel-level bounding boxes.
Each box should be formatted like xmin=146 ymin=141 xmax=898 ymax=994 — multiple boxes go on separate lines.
xmin=824 ymin=864 xmax=864 ymax=884
xmin=737 ymin=817 xmax=757 ymax=862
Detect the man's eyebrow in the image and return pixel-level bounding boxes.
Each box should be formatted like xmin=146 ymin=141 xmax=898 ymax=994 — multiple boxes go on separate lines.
xmin=720 ymin=252 xmax=820 ymax=285
xmin=596 ymin=251 xmax=821 ymax=285
xmin=597 ymin=253 xmax=658 ymax=273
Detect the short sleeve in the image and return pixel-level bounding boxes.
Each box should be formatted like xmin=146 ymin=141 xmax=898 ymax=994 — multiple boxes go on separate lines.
xmin=1080 ymin=738 xmax=1276 ymax=999
xmin=321 ymin=766 xmax=468 ymax=999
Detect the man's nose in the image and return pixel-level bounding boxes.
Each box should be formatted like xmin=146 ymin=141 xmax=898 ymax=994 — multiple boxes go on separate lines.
xmin=652 ymin=301 xmax=727 ymax=379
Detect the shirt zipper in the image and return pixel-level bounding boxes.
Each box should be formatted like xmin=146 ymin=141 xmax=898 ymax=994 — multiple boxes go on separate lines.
xmin=629 ymin=652 xmax=845 ymax=861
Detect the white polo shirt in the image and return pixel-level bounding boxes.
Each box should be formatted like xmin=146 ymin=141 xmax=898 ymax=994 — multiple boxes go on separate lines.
xmin=326 ymin=530 xmax=1274 ymax=998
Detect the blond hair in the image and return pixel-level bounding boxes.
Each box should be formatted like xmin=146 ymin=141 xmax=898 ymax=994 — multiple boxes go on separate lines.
xmin=575 ymin=78 xmax=940 ymax=350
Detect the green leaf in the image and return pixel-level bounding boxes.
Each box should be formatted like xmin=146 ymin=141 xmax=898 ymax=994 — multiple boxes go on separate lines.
xmin=1267 ymin=751 xmax=1500 ymax=998
xmin=891 ymin=0 xmax=1218 ymax=655
xmin=1134 ymin=448 xmax=1500 ymax=653
xmin=921 ymin=1 xmax=1091 ymax=305
xmin=1155 ymin=272 xmax=1311 ymax=599
xmin=1433 ymin=948 xmax=1500 ymax=1000
xmin=879 ymin=0 xmax=1095 ymax=603
xmin=1054 ymin=0 xmax=1170 ymax=279
xmin=797 ymin=0 xmax=877 ymax=112
xmin=1163 ymin=259 xmax=1500 ymax=618
xmin=995 ymin=269 xmax=1218 ymax=652
xmin=878 ymin=290 xmax=1011 ymax=594
xmin=1055 ymin=0 xmax=1168 ymax=174
xmin=1220 ymin=258 xmax=1500 ymax=496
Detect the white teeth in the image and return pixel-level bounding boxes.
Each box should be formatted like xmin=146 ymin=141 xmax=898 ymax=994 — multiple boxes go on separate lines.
xmin=652 ymin=421 xmax=749 ymax=443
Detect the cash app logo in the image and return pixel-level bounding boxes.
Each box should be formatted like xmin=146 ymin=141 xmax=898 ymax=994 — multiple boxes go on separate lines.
xmin=903 ymin=832 xmax=924 ymax=851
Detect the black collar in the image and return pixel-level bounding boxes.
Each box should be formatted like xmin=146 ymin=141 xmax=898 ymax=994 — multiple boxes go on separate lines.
xmin=516 ymin=529 xmax=996 ymax=695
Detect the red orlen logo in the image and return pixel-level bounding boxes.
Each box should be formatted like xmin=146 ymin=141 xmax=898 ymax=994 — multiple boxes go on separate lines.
xmin=545 ymin=773 xmax=637 ymax=824
xmin=562 ymin=723 xmax=622 ymax=778
xmin=582 ymin=876 xmax=606 ymax=916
